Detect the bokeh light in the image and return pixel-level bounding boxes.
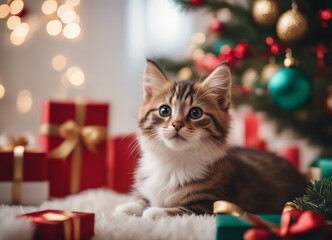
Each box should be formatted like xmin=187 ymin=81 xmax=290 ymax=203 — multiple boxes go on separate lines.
xmin=0 ymin=4 xmax=10 ymax=19
xmin=66 ymin=66 xmax=85 ymax=86
xmin=42 ymin=0 xmax=58 ymax=15
xmin=63 ymin=23 xmax=80 ymax=39
xmin=13 ymin=22 xmax=29 ymax=38
xmin=57 ymin=4 xmax=73 ymax=19
xmin=10 ymin=31 xmax=25 ymax=45
xmin=17 ymin=90 xmax=33 ymax=113
xmin=9 ymin=0 xmax=24 ymax=15
xmin=46 ymin=19 xmax=62 ymax=36
xmin=191 ymin=32 xmax=206 ymax=45
xmin=0 ymin=84 xmax=5 ymax=99
xmin=52 ymin=54 xmax=67 ymax=71
xmin=7 ymin=15 xmax=21 ymax=30
xmin=178 ymin=67 xmax=193 ymax=81
xmin=61 ymin=10 xmax=76 ymax=24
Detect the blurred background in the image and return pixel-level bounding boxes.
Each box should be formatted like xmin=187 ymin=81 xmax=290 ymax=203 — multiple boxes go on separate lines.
xmin=1 ymin=0 xmax=331 ymax=170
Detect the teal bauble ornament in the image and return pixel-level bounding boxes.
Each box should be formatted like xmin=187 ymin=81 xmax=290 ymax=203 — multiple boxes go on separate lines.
xmin=213 ymin=40 xmax=232 ymax=55
xmin=268 ymin=67 xmax=311 ymax=110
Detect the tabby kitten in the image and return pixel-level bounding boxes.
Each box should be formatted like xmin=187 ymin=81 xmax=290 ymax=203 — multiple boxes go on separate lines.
xmin=114 ymin=60 xmax=306 ymax=219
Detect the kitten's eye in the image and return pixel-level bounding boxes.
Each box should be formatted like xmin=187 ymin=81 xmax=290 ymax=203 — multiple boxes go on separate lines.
xmin=159 ymin=105 xmax=172 ymax=117
xmin=189 ymin=107 xmax=203 ymax=119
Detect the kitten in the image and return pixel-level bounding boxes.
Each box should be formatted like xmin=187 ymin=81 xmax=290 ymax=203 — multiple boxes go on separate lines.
xmin=114 ymin=59 xmax=306 ymax=219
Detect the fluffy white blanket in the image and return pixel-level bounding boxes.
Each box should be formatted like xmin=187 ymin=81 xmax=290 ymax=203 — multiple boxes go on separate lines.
xmin=0 ymin=189 xmax=215 ymax=240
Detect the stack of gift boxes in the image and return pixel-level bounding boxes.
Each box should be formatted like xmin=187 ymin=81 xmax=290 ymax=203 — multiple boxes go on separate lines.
xmin=0 ymin=98 xmax=139 ymax=239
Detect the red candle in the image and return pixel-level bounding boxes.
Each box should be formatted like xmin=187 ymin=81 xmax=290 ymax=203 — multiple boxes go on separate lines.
xmin=283 ymin=146 xmax=300 ymax=170
xmin=246 ymin=137 xmax=266 ymax=151
xmin=244 ymin=112 xmax=259 ymax=146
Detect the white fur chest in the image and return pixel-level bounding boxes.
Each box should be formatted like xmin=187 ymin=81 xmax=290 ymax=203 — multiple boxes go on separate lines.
xmin=136 ymin=150 xmax=210 ymax=207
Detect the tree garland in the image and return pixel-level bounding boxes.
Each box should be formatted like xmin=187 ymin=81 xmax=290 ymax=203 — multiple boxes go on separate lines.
xmin=290 ymin=177 xmax=332 ymax=220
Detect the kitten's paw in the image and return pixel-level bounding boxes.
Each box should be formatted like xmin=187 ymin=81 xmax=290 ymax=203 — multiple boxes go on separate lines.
xmin=142 ymin=207 xmax=168 ymax=220
xmin=114 ymin=202 xmax=144 ymax=217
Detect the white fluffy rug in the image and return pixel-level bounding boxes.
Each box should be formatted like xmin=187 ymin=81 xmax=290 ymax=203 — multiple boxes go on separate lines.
xmin=0 ymin=189 xmax=215 ymax=240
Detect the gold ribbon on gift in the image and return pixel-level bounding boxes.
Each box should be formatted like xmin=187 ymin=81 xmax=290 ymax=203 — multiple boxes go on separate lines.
xmin=42 ymin=211 xmax=80 ymax=240
xmin=0 ymin=135 xmax=30 ymax=205
xmin=12 ymin=145 xmax=25 ymax=204
xmin=40 ymin=100 xmax=107 ymax=194
xmin=213 ymin=200 xmax=244 ymax=216
xmin=213 ymin=200 xmax=278 ymax=231
xmin=0 ymin=134 xmax=29 ymax=151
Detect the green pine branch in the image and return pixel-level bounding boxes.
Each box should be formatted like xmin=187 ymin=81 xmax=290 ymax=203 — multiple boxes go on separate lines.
xmin=290 ymin=178 xmax=332 ymax=220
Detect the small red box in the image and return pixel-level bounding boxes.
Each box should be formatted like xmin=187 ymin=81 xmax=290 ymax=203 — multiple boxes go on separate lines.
xmin=40 ymin=99 xmax=109 ymax=197
xmin=18 ymin=210 xmax=94 ymax=240
xmin=108 ymin=134 xmax=139 ymax=193
xmin=0 ymin=149 xmax=48 ymax=205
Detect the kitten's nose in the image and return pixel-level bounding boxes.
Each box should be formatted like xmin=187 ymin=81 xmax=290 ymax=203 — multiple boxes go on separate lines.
xmin=172 ymin=121 xmax=184 ymax=131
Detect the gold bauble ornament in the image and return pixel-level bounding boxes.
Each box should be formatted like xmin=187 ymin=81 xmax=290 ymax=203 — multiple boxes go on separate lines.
xmin=261 ymin=63 xmax=281 ymax=81
xmin=276 ymin=7 xmax=308 ymax=42
xmin=252 ymin=0 xmax=280 ymax=26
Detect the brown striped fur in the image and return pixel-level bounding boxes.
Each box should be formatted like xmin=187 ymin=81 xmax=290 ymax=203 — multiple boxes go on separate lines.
xmin=114 ymin=60 xmax=306 ymax=219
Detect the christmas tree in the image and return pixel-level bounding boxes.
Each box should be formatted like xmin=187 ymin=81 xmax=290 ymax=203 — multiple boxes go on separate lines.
xmin=157 ymin=0 xmax=332 ymax=156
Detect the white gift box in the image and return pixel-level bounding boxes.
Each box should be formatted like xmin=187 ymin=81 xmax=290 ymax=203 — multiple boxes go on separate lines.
xmin=0 ymin=181 xmax=48 ymax=205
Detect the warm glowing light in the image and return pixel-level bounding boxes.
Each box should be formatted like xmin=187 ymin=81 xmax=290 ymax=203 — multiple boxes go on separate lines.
xmin=52 ymin=54 xmax=67 ymax=71
xmin=10 ymin=31 xmax=25 ymax=45
xmin=327 ymin=95 xmax=332 ymax=110
xmin=42 ymin=0 xmax=58 ymax=15
xmin=10 ymin=0 xmax=24 ymax=15
xmin=57 ymin=4 xmax=73 ymax=19
xmin=17 ymin=90 xmax=33 ymax=113
xmin=61 ymin=10 xmax=76 ymax=24
xmin=7 ymin=15 xmax=21 ymax=30
xmin=13 ymin=22 xmax=29 ymax=38
xmin=191 ymin=32 xmax=206 ymax=45
xmin=66 ymin=66 xmax=85 ymax=86
xmin=178 ymin=67 xmax=192 ymax=81
xmin=66 ymin=0 xmax=80 ymax=7
xmin=66 ymin=66 xmax=80 ymax=79
xmin=70 ymin=71 xmax=85 ymax=86
xmin=0 ymin=4 xmax=10 ymax=19
xmin=46 ymin=20 xmax=62 ymax=36
xmin=0 ymin=84 xmax=5 ymax=99
xmin=63 ymin=23 xmax=80 ymax=39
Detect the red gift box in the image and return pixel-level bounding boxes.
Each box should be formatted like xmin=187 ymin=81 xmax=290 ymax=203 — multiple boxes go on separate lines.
xmin=40 ymin=99 xmax=109 ymax=197
xmin=108 ymin=134 xmax=139 ymax=193
xmin=0 ymin=147 xmax=48 ymax=205
xmin=18 ymin=210 xmax=94 ymax=240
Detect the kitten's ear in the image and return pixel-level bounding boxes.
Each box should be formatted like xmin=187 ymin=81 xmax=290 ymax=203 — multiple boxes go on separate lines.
xmin=143 ymin=59 xmax=169 ymax=101
xmin=201 ymin=63 xmax=232 ymax=111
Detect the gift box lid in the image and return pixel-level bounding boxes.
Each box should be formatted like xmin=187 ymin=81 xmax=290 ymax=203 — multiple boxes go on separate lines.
xmin=41 ymin=99 xmax=109 ymax=126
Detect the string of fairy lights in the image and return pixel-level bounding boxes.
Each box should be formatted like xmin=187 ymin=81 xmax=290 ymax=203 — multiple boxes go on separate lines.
xmin=0 ymin=0 xmax=85 ymax=114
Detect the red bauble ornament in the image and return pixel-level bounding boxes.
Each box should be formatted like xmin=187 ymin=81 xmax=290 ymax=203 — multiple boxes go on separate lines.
xmin=234 ymin=41 xmax=251 ymax=59
xmin=320 ymin=9 xmax=332 ymax=20
xmin=208 ymin=20 xmax=225 ymax=33
xmin=190 ymin=0 xmax=204 ymax=5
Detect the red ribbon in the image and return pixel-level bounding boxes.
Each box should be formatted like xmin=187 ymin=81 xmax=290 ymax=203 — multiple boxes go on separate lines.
xmin=244 ymin=210 xmax=325 ymax=240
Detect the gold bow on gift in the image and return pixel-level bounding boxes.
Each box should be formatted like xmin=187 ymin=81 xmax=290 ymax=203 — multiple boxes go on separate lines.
xmin=42 ymin=211 xmax=80 ymax=240
xmin=44 ymin=119 xmax=107 ymax=159
xmin=40 ymin=101 xmax=107 ymax=194
xmin=0 ymin=134 xmax=29 ymax=151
